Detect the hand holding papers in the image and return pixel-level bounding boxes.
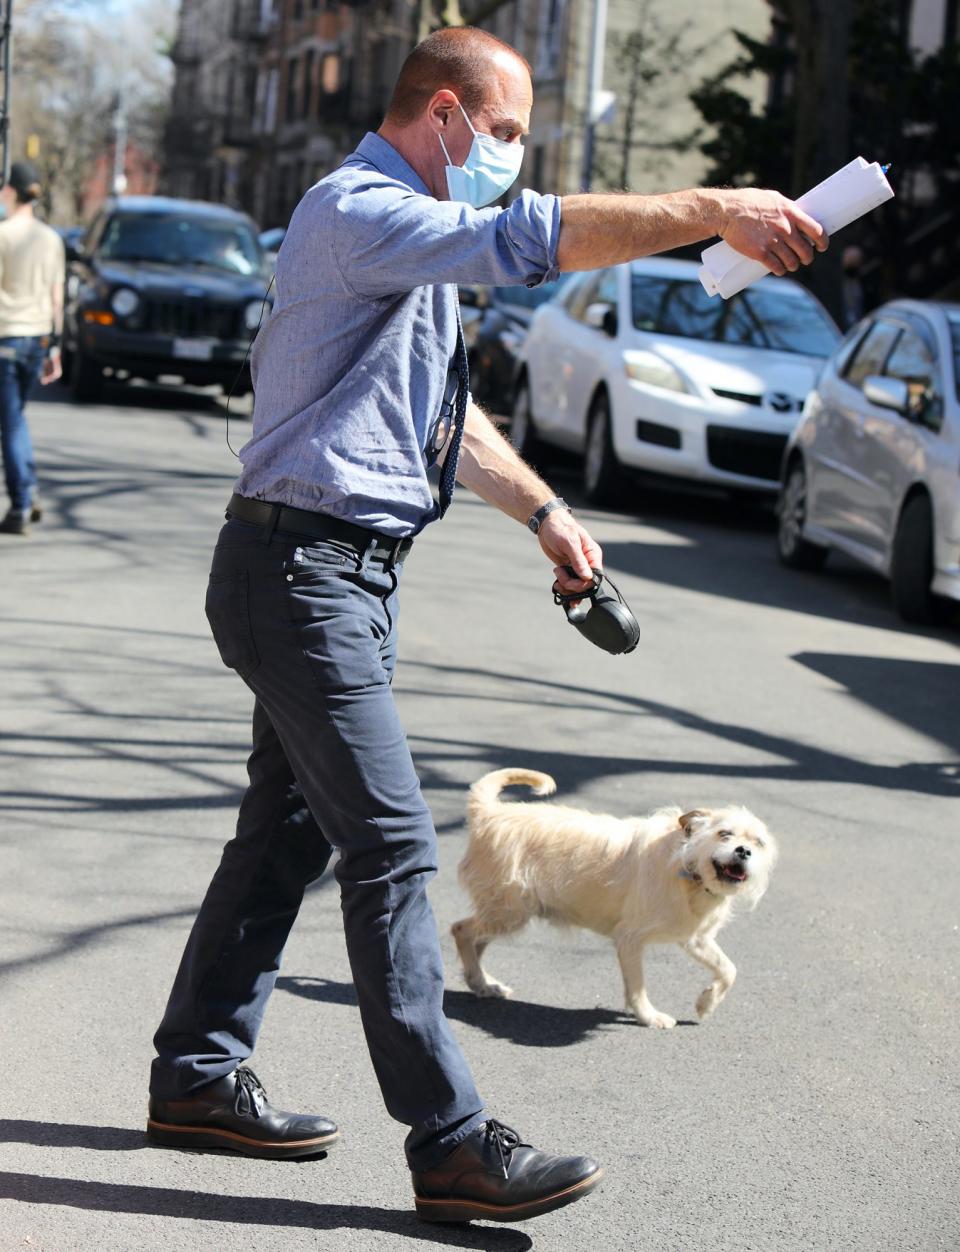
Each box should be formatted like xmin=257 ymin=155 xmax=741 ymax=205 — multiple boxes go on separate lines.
xmin=699 ymin=158 xmax=894 ymax=300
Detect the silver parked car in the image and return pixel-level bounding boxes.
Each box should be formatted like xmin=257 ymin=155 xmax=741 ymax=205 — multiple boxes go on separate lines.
xmin=777 ymin=300 xmax=960 ymax=623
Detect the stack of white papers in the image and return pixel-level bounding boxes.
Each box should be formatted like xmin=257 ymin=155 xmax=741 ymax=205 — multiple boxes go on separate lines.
xmin=698 ymin=157 xmax=895 ymax=300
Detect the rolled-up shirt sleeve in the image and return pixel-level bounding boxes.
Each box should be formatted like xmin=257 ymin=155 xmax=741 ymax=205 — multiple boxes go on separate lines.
xmin=333 ymin=183 xmax=562 ymax=299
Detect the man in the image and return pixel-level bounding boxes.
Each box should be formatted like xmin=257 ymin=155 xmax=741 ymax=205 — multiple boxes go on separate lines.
xmin=0 ymin=161 xmax=64 ymax=536
xmin=147 ymin=27 xmax=825 ymax=1224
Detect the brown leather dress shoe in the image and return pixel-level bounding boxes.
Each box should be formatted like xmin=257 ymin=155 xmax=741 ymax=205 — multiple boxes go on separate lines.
xmin=147 ymin=1066 xmax=339 ymax=1159
xmin=413 ymin=1120 xmax=602 ymax=1223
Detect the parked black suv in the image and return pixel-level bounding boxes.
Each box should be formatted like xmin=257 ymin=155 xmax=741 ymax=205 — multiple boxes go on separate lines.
xmin=63 ymin=196 xmax=272 ymax=403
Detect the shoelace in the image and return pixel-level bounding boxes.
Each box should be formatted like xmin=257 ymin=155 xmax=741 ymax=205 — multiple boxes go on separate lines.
xmin=485 ymin=1119 xmax=522 ymax=1179
xmin=233 ymin=1066 xmax=266 ymax=1119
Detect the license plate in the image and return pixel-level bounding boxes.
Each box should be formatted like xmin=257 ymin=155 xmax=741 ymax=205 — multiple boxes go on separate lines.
xmin=173 ymin=338 xmax=214 ymax=360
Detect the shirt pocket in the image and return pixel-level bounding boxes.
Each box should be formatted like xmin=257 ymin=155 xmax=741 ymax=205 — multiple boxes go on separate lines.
xmin=205 ymin=569 xmax=261 ymax=680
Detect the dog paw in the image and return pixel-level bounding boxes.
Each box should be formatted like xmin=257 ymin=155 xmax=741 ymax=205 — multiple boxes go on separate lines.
xmin=637 ymin=1011 xmax=676 ymax=1029
xmin=696 ymin=989 xmax=718 ymax=1018
xmin=469 ymin=979 xmax=513 ymax=999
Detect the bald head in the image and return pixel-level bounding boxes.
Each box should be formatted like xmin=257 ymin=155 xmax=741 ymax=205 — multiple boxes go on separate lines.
xmin=386 ymin=27 xmax=531 ymax=128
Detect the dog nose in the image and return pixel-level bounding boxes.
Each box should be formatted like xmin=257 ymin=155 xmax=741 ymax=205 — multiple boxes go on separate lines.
xmin=735 ymin=846 xmax=751 ymax=860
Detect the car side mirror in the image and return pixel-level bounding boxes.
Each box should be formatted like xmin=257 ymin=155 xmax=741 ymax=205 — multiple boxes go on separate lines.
xmin=585 ymin=302 xmax=617 ymax=336
xmin=862 ymin=374 xmax=910 ymax=416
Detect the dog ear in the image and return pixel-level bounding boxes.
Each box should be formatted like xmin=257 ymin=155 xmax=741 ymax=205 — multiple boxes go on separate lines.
xmin=678 ymin=810 xmax=709 ymax=836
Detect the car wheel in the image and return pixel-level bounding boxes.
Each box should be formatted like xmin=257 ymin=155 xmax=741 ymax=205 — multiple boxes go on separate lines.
xmin=583 ymin=390 xmax=624 ymax=506
xmin=891 ymin=494 xmax=944 ymax=624
xmin=509 ymin=375 xmax=543 ymax=463
xmin=777 ymin=463 xmax=829 ymax=570
xmin=69 ymin=346 xmax=103 ymax=404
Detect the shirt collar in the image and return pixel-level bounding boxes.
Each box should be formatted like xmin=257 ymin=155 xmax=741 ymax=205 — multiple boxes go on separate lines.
xmin=348 ymin=132 xmax=433 ymax=198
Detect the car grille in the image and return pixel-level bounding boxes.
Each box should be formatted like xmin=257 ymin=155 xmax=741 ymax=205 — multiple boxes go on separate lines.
xmin=705 ymin=426 xmax=787 ymax=482
xmin=711 ymin=387 xmax=763 ymax=406
xmin=142 ymin=298 xmax=240 ymax=340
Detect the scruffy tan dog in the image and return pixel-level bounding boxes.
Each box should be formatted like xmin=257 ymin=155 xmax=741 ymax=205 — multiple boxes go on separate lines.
xmin=452 ymin=769 xmax=778 ymax=1028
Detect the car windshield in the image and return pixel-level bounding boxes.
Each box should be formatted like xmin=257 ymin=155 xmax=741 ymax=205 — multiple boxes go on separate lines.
xmin=490 ymin=275 xmax=570 ymax=309
xmin=949 ymin=315 xmax=960 ymax=401
xmin=631 ymin=273 xmax=840 ymax=357
xmin=99 ymin=211 xmax=264 ymax=276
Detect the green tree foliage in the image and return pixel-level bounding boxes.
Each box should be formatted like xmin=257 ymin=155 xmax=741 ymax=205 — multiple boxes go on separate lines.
xmin=691 ymin=28 xmax=793 ymax=192
xmin=690 ymin=0 xmax=960 ymax=305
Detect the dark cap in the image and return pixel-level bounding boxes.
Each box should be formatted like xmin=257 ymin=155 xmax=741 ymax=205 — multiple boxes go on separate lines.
xmin=8 ymin=161 xmax=42 ymax=196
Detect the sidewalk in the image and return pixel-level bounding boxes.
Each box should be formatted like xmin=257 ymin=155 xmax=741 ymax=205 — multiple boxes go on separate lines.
xmin=2 ymin=386 xmax=958 ymax=1251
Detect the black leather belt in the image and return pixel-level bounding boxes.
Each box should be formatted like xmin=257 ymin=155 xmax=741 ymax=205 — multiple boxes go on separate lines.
xmin=226 ymin=494 xmax=413 ymax=566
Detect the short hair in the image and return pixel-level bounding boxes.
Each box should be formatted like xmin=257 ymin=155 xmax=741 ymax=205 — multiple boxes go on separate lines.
xmin=385 ymin=27 xmax=530 ymax=127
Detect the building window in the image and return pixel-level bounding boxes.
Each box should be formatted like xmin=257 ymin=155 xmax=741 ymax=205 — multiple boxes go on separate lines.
xmin=302 ymin=49 xmax=316 ymax=117
xmin=531 ymin=144 xmax=545 ymax=190
xmin=320 ymin=52 xmax=340 ymax=95
xmin=293 ymin=0 xmax=304 ymax=21
xmin=263 ymin=66 xmax=278 ymax=132
xmin=285 ymin=56 xmax=298 ymax=122
xmin=537 ymin=0 xmax=566 ymax=76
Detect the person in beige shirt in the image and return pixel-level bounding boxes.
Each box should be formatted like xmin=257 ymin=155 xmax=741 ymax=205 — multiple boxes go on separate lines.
xmin=0 ymin=161 xmax=64 ymax=535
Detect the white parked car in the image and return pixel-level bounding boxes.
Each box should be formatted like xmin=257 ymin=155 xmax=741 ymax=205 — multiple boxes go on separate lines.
xmin=512 ymin=257 xmax=840 ymax=503
xmin=777 ymin=300 xmax=960 ymax=624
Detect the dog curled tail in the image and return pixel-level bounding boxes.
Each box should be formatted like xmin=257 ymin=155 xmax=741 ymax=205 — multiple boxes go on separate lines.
xmin=468 ymin=768 xmax=557 ymax=815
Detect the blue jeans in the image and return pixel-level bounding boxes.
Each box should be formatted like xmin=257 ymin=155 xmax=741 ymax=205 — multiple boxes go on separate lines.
xmin=150 ymin=518 xmax=486 ymax=1170
xmin=0 ymin=336 xmax=45 ymax=512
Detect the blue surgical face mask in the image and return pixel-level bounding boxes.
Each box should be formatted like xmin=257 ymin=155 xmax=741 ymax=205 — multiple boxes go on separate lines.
xmin=439 ymin=103 xmax=524 ymax=209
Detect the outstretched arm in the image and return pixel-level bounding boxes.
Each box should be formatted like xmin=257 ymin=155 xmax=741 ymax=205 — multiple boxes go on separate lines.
xmin=557 ymin=187 xmax=827 ymax=276
xmin=454 ymin=401 xmax=602 ymax=592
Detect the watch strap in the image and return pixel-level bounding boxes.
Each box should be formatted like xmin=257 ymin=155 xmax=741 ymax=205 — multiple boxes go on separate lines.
xmin=527 ymin=496 xmax=570 ymax=534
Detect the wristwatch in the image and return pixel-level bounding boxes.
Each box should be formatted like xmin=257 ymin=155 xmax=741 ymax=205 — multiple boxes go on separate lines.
xmin=527 ymin=497 xmax=570 ymax=534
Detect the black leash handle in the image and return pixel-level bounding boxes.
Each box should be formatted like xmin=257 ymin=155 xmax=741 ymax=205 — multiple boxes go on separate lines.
xmin=552 ymin=566 xmax=602 ymax=625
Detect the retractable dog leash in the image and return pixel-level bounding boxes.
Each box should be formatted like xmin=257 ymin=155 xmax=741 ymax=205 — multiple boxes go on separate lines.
xmin=552 ymin=566 xmax=640 ymax=655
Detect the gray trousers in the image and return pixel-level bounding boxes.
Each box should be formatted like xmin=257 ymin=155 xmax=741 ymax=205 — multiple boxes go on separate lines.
xmin=150 ymin=517 xmax=485 ymax=1170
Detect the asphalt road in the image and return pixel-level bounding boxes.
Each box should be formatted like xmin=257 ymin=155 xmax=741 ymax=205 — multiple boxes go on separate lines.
xmin=1 ymin=381 xmax=958 ymax=1252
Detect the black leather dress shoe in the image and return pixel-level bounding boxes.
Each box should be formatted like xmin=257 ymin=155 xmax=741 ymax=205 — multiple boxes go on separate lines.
xmin=413 ymin=1120 xmax=602 ymax=1223
xmin=0 ymin=509 xmax=30 ymax=536
xmin=147 ymin=1066 xmax=339 ymax=1159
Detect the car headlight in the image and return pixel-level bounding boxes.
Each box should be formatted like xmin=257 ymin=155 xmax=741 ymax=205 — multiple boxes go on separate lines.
xmin=244 ymin=297 xmax=269 ymax=332
xmin=110 ymin=287 xmax=140 ymax=318
xmin=624 ymin=350 xmax=689 ymax=394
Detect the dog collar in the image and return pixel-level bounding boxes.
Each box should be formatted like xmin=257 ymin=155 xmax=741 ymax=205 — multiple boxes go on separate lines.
xmin=679 ymin=866 xmax=722 ymax=898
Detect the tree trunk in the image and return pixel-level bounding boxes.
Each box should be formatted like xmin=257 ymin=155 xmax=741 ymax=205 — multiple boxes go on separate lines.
xmin=784 ymin=0 xmax=853 ymax=320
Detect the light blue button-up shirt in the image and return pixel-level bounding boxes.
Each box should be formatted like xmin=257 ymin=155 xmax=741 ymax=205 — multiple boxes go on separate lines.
xmin=235 ymin=132 xmax=562 ymax=537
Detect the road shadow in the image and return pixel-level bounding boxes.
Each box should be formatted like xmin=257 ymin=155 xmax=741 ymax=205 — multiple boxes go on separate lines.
xmin=0 ymin=1120 xmax=146 ymax=1151
xmin=792 ymin=652 xmax=960 ymax=756
xmin=0 ymin=1171 xmax=532 ymax=1247
xmin=277 ymin=976 xmax=633 ymax=1047
xmin=601 ymin=527 xmax=959 ymax=639
xmin=0 ymin=906 xmax=199 ymax=983
xmin=543 ymin=470 xmax=960 ymax=638
xmin=36 ymin=377 xmax=247 ymax=417
xmin=400 ymin=660 xmax=960 ymax=798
